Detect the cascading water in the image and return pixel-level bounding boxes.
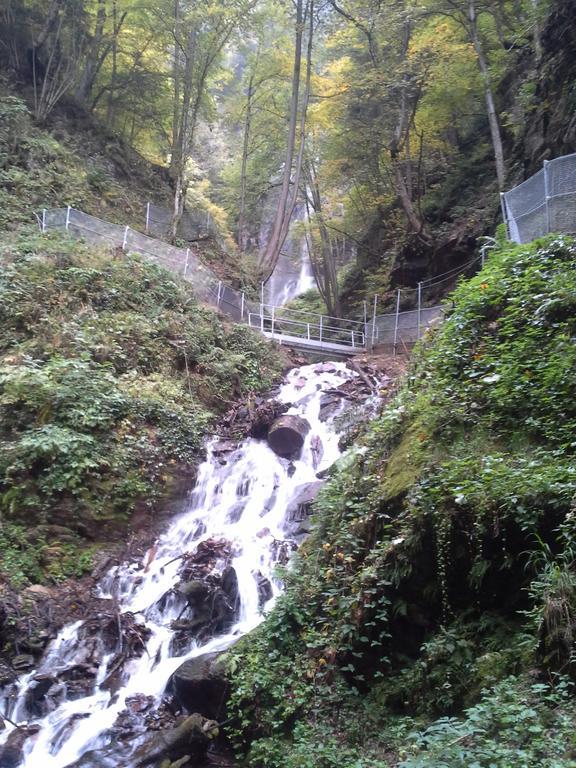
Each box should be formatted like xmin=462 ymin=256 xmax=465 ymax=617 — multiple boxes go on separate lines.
xmin=0 ymin=363 xmax=358 ymax=768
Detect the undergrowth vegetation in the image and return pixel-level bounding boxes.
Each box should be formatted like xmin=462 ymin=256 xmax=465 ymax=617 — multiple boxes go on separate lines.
xmin=0 ymin=231 xmax=283 ymax=586
xmin=227 ymin=235 xmax=576 ymax=766
xmin=0 ymin=87 xmax=170 ymax=233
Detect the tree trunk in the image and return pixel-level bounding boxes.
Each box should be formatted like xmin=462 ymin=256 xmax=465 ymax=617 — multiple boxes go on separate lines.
xmin=305 ymin=160 xmax=341 ymax=317
xmin=172 ymin=0 xmax=182 ymax=160
xmin=76 ymin=0 xmax=106 ymax=103
xmin=238 ymin=71 xmax=255 ymax=249
xmin=531 ymin=0 xmax=543 ymax=63
xmin=106 ymin=0 xmax=119 ymax=126
xmin=468 ymin=0 xmax=506 ymax=189
xmin=259 ymin=0 xmax=314 ymax=282
xmin=258 ymin=0 xmax=305 ymax=279
xmin=169 ymin=24 xmax=197 ymax=241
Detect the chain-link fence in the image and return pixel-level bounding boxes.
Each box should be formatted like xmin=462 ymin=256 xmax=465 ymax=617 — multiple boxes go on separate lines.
xmin=40 ymin=207 xmax=366 ymax=353
xmin=40 ymin=206 xmax=486 ymax=355
xmin=369 ymin=252 xmax=487 ymax=350
xmin=502 ymin=154 xmax=576 ymax=244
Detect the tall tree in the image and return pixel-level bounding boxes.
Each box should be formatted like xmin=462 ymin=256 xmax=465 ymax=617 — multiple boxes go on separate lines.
xmin=257 ymin=0 xmax=314 ymax=282
xmin=168 ymin=0 xmax=255 ymax=241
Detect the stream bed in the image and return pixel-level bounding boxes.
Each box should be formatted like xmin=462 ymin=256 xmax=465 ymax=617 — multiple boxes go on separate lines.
xmin=0 ymin=362 xmax=366 ymax=768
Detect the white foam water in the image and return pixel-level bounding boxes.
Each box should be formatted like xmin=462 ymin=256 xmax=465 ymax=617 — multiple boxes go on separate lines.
xmin=0 ymin=363 xmax=356 ymax=767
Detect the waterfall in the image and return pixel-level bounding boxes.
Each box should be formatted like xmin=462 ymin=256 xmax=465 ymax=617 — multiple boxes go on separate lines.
xmin=0 ymin=362 xmax=358 ymax=768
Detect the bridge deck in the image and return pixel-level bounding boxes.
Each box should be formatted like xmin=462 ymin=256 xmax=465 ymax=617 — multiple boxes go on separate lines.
xmin=260 ymin=330 xmax=366 ymax=355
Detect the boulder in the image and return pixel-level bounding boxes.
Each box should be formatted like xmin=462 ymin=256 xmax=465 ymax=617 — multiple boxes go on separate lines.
xmin=66 ymin=713 xmax=218 ymax=768
xmin=221 ymin=566 xmax=240 ymax=612
xmin=170 ymin=652 xmax=229 ymax=719
xmin=0 ymin=725 xmax=41 ymax=768
xmin=310 ymin=435 xmax=323 ymax=470
xmin=255 ymin=572 xmax=273 ymax=607
xmin=11 ymin=654 xmax=35 ymax=671
xmin=284 ymin=481 xmax=324 ymax=539
xmin=286 ymin=481 xmax=324 ymax=520
xmin=319 ymin=392 xmax=343 ymax=422
xmin=267 ymin=415 xmax=311 ymax=457
xmin=25 ymin=673 xmax=59 ymax=717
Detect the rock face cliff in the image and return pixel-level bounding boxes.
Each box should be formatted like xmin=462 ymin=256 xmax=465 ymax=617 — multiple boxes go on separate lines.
xmin=518 ymin=0 xmax=576 ymax=172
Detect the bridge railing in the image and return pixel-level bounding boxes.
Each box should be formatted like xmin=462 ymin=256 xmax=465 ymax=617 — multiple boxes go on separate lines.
xmin=248 ymin=304 xmax=366 ymax=350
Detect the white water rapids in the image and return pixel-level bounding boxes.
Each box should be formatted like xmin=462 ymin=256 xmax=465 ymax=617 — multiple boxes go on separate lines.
xmin=0 ymin=363 xmax=357 ymax=768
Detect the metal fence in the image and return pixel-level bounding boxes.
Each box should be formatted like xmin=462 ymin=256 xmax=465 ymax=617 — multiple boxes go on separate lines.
xmin=40 ymin=207 xmax=367 ymax=354
xmin=502 ymin=153 xmax=576 ymax=244
xmin=39 ymin=206 xmax=484 ymax=355
xmin=369 ymin=251 xmax=489 ymax=351
xmin=42 ymin=207 xmax=255 ymax=316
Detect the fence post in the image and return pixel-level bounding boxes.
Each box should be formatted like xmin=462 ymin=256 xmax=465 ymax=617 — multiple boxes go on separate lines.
xmin=499 ymin=193 xmax=510 ymax=240
xmin=544 ymin=159 xmax=551 ymax=233
xmin=241 ymin=292 xmax=245 ymax=321
xmin=307 ymin=323 xmax=310 ymax=340
xmin=145 ymin=202 xmax=151 ymax=234
xmin=417 ymin=282 xmax=422 ymax=340
xmin=122 ymin=226 xmax=129 ymax=251
xmin=351 ymin=330 xmax=355 ymax=349
xmin=42 ymin=209 xmax=46 ymax=233
xmin=319 ymin=315 xmax=323 ymax=343
xmin=371 ymin=295 xmax=378 ymax=348
xmin=271 ymin=305 xmax=275 ymax=337
xmin=184 ymin=248 xmax=190 ymax=277
xmin=65 ymin=206 xmax=71 ymax=231
xmin=393 ymin=289 xmax=401 ymax=357
xmin=217 ymin=281 xmax=222 ymax=308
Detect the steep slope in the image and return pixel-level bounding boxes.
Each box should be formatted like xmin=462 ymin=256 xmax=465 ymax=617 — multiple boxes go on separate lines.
xmin=227 ymin=234 xmax=576 ymax=766
xmin=0 ymin=231 xmax=284 ymax=590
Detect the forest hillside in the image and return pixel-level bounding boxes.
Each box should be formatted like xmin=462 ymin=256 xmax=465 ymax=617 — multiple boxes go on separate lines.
xmin=0 ymin=0 xmax=575 ymax=766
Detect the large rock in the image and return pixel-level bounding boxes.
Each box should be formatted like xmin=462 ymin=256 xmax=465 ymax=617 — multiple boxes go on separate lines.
xmin=284 ymin=481 xmax=325 ymax=539
xmin=131 ymin=713 xmax=219 ymax=766
xmin=0 ymin=725 xmax=40 ymax=768
xmin=65 ymin=713 xmax=219 ymax=768
xmin=170 ymin=652 xmax=229 ymax=719
xmin=267 ymin=415 xmax=311 ymax=457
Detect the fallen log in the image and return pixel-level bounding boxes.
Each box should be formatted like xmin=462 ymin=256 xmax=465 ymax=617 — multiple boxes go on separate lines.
xmin=267 ymin=415 xmax=311 ymax=457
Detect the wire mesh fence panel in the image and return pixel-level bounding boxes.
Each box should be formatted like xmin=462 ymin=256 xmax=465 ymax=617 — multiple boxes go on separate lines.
xmin=503 ymin=155 xmax=576 ymax=243
xmin=504 ymin=169 xmax=545 ymax=219
xmin=514 ymin=202 xmax=548 ymax=244
xmin=44 ymin=208 xmax=68 ymax=229
xmin=126 ymin=229 xmax=192 ymax=275
xmin=69 ymin=209 xmax=126 ymax=246
xmin=374 ymin=306 xmax=446 ymax=348
xmin=547 ymin=154 xmax=576 ymax=196
xmin=549 ymin=193 xmax=576 ymax=235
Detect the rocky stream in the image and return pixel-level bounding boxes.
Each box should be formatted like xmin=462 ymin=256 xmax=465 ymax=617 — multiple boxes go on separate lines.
xmin=0 ymin=361 xmax=387 ymax=768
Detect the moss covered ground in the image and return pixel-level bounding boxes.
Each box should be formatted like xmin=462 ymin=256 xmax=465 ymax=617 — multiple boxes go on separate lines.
xmin=226 ymin=235 xmax=576 ymax=767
